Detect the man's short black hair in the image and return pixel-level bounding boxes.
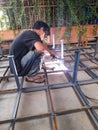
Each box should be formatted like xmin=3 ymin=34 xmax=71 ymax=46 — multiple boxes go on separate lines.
xmin=33 ymin=21 xmax=50 ymax=36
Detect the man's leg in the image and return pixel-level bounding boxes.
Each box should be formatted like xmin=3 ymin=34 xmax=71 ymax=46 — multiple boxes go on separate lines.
xmin=21 ymin=51 xmax=45 ymax=83
xmin=21 ymin=51 xmax=35 ymax=68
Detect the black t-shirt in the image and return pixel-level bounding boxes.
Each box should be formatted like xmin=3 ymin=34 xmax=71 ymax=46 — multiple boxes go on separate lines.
xmin=9 ymin=30 xmax=42 ymax=74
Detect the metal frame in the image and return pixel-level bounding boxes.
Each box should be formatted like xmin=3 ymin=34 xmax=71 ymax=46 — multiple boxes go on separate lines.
xmin=0 ymin=48 xmax=98 ymax=130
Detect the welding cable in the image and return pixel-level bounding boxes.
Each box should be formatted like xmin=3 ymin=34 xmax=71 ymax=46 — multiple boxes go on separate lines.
xmin=77 ymin=81 xmax=98 ymax=103
xmin=84 ymin=95 xmax=98 ymax=103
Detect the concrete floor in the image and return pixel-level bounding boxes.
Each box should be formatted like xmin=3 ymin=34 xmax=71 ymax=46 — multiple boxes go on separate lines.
xmin=0 ymin=43 xmax=98 ymax=130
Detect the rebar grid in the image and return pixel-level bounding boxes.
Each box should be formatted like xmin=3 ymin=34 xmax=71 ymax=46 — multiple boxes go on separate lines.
xmin=0 ymin=47 xmax=98 ymax=130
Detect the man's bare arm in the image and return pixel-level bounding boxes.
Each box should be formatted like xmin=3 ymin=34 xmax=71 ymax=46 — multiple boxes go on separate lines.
xmin=34 ymin=41 xmax=57 ymax=57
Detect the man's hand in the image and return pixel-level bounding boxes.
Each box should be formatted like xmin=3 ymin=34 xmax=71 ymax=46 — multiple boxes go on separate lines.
xmin=34 ymin=41 xmax=58 ymax=58
xmin=50 ymin=50 xmax=58 ymax=58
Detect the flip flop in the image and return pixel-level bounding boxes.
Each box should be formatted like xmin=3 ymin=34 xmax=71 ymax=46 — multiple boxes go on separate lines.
xmin=30 ymin=74 xmax=42 ymax=80
xmin=25 ymin=76 xmax=45 ymax=83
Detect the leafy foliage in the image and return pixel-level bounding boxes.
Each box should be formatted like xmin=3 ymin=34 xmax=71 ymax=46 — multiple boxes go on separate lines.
xmin=0 ymin=0 xmax=98 ymax=30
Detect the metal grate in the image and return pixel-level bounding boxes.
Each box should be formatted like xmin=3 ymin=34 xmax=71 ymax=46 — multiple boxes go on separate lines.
xmin=0 ymin=45 xmax=98 ymax=130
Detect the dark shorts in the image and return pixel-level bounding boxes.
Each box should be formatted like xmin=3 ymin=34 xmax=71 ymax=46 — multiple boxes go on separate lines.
xmin=21 ymin=51 xmax=41 ymax=77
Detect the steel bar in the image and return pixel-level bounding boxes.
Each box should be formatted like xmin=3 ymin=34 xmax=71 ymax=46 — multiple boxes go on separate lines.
xmin=66 ymin=50 xmax=98 ymax=128
xmin=9 ymin=91 xmax=21 ymax=130
xmin=1 ymin=106 xmax=96 ymax=124
xmin=0 ymin=105 xmax=97 ymax=127
xmin=0 ymin=44 xmax=98 ymax=130
xmin=72 ymin=83 xmax=98 ymax=128
xmin=22 ymin=82 xmax=73 ymax=93
xmin=0 ymin=89 xmax=17 ymax=94
xmin=1 ymin=65 xmax=98 ymax=81
xmin=77 ymin=78 xmax=98 ymax=85
xmin=81 ymin=48 xmax=98 ymax=62
xmin=76 ymin=83 xmax=98 ymax=127
xmin=0 ymin=78 xmax=98 ymax=94
xmin=43 ymin=65 xmax=59 ymax=130
xmin=72 ymin=50 xmax=80 ymax=84
xmin=0 ymin=66 xmax=9 ymax=83
xmin=8 ymin=55 xmax=22 ymax=91
xmin=79 ymin=61 xmax=98 ymax=79
xmin=0 ymin=65 xmax=9 ymax=68
xmin=7 ymin=55 xmax=24 ymax=130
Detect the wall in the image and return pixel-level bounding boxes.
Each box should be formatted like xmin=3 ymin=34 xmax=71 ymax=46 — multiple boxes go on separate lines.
xmin=0 ymin=24 xmax=98 ymax=44
xmin=50 ymin=24 xmax=98 ymax=44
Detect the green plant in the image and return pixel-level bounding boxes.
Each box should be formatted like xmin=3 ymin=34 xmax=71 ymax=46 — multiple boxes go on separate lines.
xmin=65 ymin=1 xmax=89 ymax=46
xmin=56 ymin=0 xmax=65 ymax=27
xmin=64 ymin=24 xmax=72 ymax=46
xmin=7 ymin=0 xmax=25 ymax=30
xmin=0 ymin=6 xmax=9 ymax=30
xmin=45 ymin=0 xmax=51 ymax=26
xmin=0 ymin=0 xmax=98 ymax=31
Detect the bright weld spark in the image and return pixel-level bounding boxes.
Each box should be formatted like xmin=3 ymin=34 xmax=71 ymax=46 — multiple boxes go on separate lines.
xmin=57 ymin=59 xmax=68 ymax=70
xmin=44 ymin=51 xmax=68 ymax=71
xmin=45 ymin=59 xmax=68 ymax=71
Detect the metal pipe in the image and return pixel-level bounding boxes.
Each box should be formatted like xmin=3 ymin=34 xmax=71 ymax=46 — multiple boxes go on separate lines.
xmin=43 ymin=64 xmax=59 ymax=130
xmin=72 ymin=50 xmax=80 ymax=84
xmin=52 ymin=34 xmax=55 ymax=49
xmin=8 ymin=55 xmax=21 ymax=91
xmin=60 ymin=39 xmax=64 ymax=59
xmin=9 ymin=91 xmax=21 ymax=130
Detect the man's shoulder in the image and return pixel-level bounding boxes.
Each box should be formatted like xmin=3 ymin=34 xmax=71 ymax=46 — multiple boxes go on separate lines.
xmin=22 ymin=30 xmax=38 ymax=36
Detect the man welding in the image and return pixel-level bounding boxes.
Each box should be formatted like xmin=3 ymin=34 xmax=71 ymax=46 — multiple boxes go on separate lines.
xmin=9 ymin=21 xmax=57 ymax=83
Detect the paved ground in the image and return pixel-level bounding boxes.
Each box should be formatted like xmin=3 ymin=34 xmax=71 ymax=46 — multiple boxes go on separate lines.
xmin=0 ymin=43 xmax=98 ymax=130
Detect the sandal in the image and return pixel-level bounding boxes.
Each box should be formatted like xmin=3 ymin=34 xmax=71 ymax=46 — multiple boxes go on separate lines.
xmin=29 ymin=74 xmax=42 ymax=80
xmin=25 ymin=75 xmax=45 ymax=83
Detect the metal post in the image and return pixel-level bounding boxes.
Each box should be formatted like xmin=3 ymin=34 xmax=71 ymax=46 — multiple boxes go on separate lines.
xmin=60 ymin=39 xmax=64 ymax=59
xmin=8 ymin=55 xmax=21 ymax=91
xmin=72 ymin=50 xmax=80 ymax=84
xmin=52 ymin=34 xmax=55 ymax=49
